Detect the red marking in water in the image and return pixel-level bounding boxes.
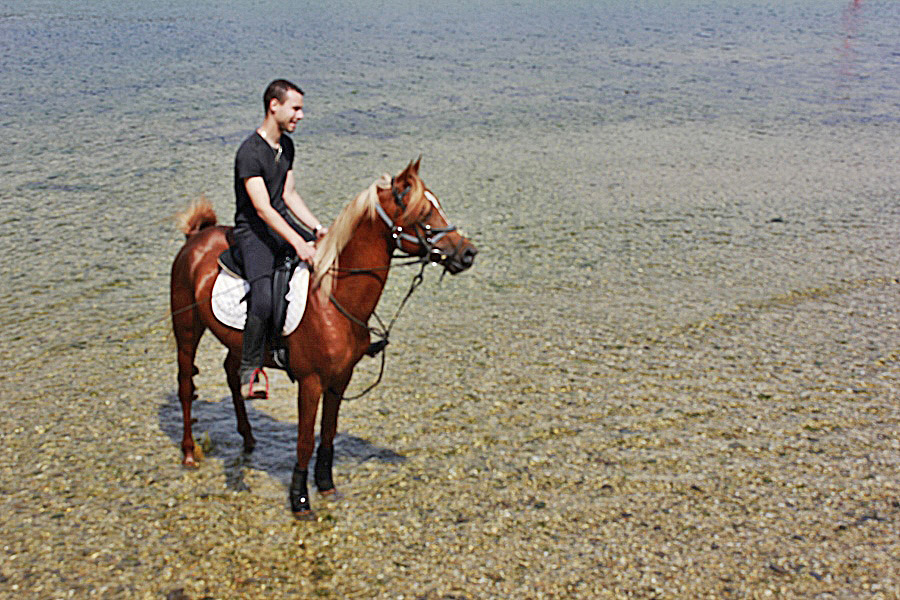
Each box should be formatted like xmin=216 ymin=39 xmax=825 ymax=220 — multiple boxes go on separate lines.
xmin=838 ymin=0 xmax=865 ymax=78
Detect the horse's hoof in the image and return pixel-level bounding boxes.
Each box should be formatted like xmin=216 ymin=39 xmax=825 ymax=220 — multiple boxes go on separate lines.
xmin=315 ymin=477 xmax=335 ymax=492
xmin=292 ymin=509 xmax=316 ymax=522
xmin=243 ymin=440 xmax=256 ymax=454
xmin=182 ymin=456 xmax=199 ymax=469
xmin=319 ymin=487 xmax=343 ymax=500
xmin=319 ymin=489 xmax=343 ymax=505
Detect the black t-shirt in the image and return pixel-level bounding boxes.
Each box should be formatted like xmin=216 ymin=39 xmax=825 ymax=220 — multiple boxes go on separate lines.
xmin=233 ymin=131 xmax=295 ymax=238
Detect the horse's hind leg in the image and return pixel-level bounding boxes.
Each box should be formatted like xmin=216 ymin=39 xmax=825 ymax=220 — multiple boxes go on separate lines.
xmin=224 ymin=349 xmax=255 ymax=453
xmin=172 ymin=300 xmax=205 ymax=468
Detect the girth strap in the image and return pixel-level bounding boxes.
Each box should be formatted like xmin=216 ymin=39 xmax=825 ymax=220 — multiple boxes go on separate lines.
xmin=272 ymin=251 xmax=299 ymax=337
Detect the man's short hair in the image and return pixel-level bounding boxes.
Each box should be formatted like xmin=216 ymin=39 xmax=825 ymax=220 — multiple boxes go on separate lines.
xmin=263 ymin=79 xmax=304 ymax=113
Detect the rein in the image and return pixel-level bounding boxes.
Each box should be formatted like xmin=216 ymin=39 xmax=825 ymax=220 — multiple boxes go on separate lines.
xmin=328 ymin=261 xmax=427 ymax=401
xmin=326 ymin=178 xmax=457 ymax=401
xmin=169 ymin=178 xmax=457 ymax=402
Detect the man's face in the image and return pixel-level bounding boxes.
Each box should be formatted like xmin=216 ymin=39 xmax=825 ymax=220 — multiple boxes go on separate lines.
xmin=272 ymin=89 xmax=304 ymax=133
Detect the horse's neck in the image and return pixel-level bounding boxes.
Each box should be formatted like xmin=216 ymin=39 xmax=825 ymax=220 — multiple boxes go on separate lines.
xmin=332 ymin=219 xmax=391 ymax=321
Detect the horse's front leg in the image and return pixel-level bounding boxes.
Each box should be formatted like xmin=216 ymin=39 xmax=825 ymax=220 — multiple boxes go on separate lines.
xmin=290 ymin=375 xmax=323 ymax=518
xmin=315 ymin=380 xmax=347 ymax=495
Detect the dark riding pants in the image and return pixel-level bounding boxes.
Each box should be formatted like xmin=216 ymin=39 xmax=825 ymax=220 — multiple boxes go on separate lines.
xmin=234 ymin=219 xmax=313 ymax=382
xmin=234 ymin=225 xmax=283 ymax=323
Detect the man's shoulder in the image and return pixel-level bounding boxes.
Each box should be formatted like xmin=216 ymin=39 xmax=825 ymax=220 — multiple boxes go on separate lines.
xmin=235 ymin=132 xmax=266 ymax=178
xmin=235 ymin=132 xmax=267 ymax=173
xmin=237 ymin=131 xmax=263 ymax=154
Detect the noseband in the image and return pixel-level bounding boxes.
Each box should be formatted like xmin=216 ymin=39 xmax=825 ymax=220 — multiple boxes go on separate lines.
xmin=374 ymin=178 xmax=458 ymax=264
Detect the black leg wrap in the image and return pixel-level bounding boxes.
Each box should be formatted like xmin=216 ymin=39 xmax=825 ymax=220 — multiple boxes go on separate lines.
xmin=289 ymin=464 xmax=310 ymax=514
xmin=314 ymin=444 xmax=335 ymax=492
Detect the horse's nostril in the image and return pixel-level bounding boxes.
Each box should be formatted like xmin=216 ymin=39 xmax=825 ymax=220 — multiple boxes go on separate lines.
xmin=461 ymin=246 xmax=477 ymax=266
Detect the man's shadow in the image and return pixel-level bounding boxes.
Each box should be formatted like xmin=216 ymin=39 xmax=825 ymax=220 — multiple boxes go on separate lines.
xmin=159 ymin=392 xmax=405 ymax=491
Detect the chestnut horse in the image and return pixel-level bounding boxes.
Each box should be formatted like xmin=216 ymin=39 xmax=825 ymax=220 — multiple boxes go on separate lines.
xmin=170 ymin=159 xmax=476 ymax=517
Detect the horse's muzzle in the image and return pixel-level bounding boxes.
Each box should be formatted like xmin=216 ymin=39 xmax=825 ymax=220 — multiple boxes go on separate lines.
xmin=438 ymin=239 xmax=477 ymax=274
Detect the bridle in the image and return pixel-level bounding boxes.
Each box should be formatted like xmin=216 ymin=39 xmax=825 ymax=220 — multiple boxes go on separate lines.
xmin=375 ymin=177 xmax=459 ymax=265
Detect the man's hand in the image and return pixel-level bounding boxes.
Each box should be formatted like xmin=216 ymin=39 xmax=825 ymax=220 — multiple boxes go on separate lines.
xmin=293 ymin=240 xmax=316 ymax=263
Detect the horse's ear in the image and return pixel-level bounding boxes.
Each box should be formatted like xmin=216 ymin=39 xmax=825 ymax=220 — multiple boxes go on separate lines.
xmin=397 ymin=157 xmax=421 ymax=182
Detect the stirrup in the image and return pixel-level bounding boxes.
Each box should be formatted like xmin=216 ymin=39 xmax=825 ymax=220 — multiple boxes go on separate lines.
xmin=241 ymin=368 xmax=269 ymax=400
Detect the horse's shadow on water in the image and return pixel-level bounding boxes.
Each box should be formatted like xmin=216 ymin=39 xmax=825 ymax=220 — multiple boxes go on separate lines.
xmin=158 ymin=393 xmax=405 ymax=491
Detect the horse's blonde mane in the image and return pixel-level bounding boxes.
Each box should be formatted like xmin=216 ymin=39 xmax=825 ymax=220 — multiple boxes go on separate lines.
xmin=312 ymin=175 xmax=388 ymax=299
xmin=312 ymin=167 xmax=428 ymax=301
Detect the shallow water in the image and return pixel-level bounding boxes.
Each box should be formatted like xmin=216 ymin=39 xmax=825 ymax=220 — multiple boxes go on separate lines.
xmin=1 ymin=0 xmax=896 ymax=368
xmin=0 ymin=1 xmax=898 ymax=596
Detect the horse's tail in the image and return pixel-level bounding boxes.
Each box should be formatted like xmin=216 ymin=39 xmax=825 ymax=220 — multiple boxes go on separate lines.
xmin=176 ymin=196 xmax=218 ymax=238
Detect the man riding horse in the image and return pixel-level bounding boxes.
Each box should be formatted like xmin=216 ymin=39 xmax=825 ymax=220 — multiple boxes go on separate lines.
xmin=233 ymin=79 xmax=327 ymax=399
xmin=171 ymin=83 xmax=477 ymax=517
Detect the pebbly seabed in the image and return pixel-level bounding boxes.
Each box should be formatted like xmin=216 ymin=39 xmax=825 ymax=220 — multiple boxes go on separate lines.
xmin=1 ymin=1 xmax=898 ymax=597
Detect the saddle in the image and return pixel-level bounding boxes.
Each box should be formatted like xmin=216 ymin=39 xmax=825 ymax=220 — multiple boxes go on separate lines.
xmin=218 ymin=243 xmax=301 ymax=379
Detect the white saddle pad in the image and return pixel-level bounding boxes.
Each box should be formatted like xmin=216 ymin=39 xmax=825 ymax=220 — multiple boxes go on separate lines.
xmin=210 ymin=264 xmax=310 ymax=335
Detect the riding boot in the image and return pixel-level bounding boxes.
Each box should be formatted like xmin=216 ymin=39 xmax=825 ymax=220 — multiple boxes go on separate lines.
xmin=239 ymin=313 xmax=267 ymax=399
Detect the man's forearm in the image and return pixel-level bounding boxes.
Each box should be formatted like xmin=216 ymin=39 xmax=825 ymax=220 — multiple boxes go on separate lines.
xmin=257 ymin=203 xmax=307 ymax=247
xmin=284 ymin=191 xmax=321 ymax=231
xmin=245 ymin=176 xmax=308 ymax=247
